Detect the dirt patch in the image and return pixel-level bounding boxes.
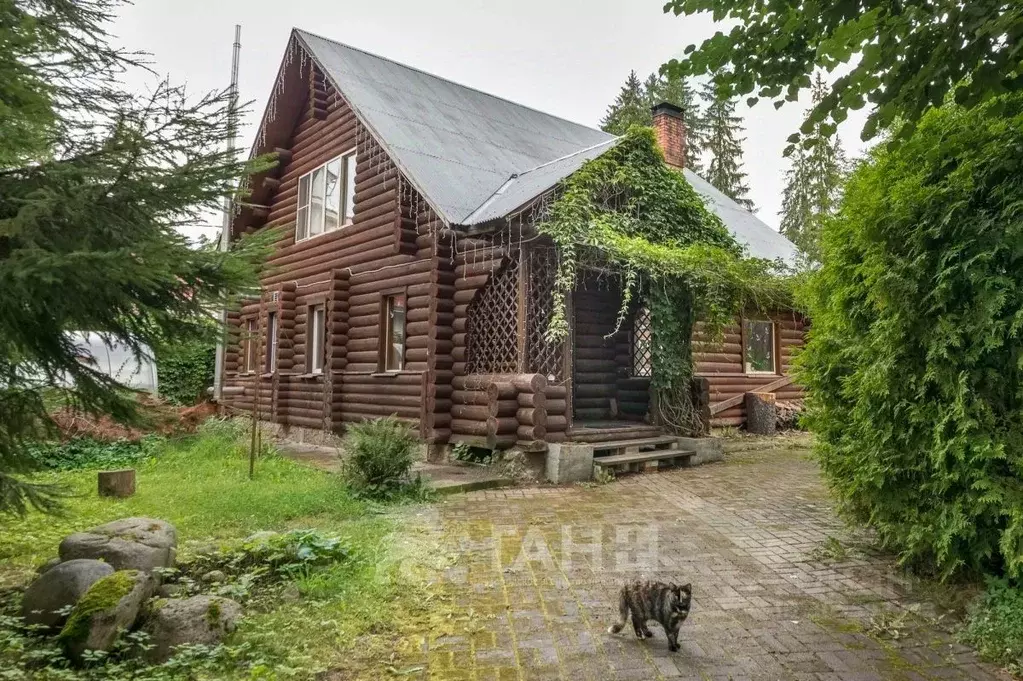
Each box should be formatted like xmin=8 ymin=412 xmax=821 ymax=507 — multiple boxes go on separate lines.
xmin=49 ymin=399 xmax=217 ymax=442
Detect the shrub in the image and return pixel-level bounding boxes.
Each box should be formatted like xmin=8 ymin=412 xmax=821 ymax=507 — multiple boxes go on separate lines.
xmin=961 ymin=579 xmax=1023 ymax=674
xmin=157 ymin=339 xmax=215 ymax=406
xmin=343 ymin=417 xmax=420 ymax=498
xmin=798 ymin=94 xmax=1023 ymax=579
xmin=25 ymin=435 xmax=164 ymax=471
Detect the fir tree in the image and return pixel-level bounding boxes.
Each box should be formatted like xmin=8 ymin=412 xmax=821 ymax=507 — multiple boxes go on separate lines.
xmin=0 ymin=0 xmax=271 ymax=514
xmin=779 ymin=74 xmax=847 ymax=262
xmin=701 ymin=80 xmax=755 ymax=211
xmin=601 ymin=71 xmax=650 ymax=135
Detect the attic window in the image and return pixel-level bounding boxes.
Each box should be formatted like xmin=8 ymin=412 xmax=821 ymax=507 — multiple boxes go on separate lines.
xmin=296 ymin=151 xmax=356 ymax=241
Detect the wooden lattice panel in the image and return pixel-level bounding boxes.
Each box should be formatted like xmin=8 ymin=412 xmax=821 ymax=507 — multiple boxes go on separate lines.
xmin=466 ymin=253 xmax=520 ymax=374
xmin=632 ymin=306 xmax=653 ymax=377
xmin=526 ymin=246 xmax=564 ymax=380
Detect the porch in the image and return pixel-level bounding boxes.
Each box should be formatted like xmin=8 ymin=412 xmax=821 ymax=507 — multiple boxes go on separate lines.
xmin=453 ymin=242 xmax=672 ymax=450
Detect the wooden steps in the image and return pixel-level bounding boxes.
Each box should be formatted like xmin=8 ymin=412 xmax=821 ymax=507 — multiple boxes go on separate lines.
xmin=594 ymin=448 xmax=695 ymax=473
xmin=567 ymin=426 xmax=664 ymax=443
xmin=591 ymin=435 xmax=694 ymax=474
xmin=592 ymin=436 xmax=678 ymax=452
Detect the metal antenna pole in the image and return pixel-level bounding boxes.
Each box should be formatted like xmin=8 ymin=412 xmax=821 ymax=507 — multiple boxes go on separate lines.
xmin=213 ymin=24 xmax=242 ymax=403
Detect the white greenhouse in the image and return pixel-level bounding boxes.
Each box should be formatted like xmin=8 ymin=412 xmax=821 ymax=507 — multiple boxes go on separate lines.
xmin=70 ymin=332 xmax=159 ymax=393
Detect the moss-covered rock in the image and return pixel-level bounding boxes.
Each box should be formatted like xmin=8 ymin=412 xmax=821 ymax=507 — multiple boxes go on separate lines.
xmin=142 ymin=595 xmax=242 ymax=663
xmin=59 ymin=569 xmax=155 ymax=660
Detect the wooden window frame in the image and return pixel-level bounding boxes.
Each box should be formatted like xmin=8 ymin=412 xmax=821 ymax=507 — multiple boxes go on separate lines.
xmin=377 ymin=289 xmax=407 ymax=374
xmin=741 ymin=317 xmax=779 ymax=375
xmin=306 ymin=303 xmax=326 ymax=375
xmin=295 ymin=148 xmax=357 ymax=242
xmin=265 ymin=311 xmax=278 ymax=374
xmin=242 ymin=318 xmax=257 ymax=374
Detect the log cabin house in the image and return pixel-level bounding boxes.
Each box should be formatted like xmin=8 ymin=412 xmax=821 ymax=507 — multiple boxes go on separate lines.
xmin=219 ymin=29 xmax=806 ymax=456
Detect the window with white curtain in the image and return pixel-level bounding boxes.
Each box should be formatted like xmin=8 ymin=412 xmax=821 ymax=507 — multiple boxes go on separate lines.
xmin=296 ymin=150 xmax=356 ymax=241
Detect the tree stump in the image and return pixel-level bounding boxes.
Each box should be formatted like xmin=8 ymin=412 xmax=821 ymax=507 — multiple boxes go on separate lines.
xmin=745 ymin=392 xmax=777 ymax=435
xmin=98 ymin=469 xmax=136 ymax=498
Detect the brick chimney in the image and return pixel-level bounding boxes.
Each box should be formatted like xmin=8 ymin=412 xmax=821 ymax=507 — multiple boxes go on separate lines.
xmin=651 ymin=102 xmax=686 ymax=169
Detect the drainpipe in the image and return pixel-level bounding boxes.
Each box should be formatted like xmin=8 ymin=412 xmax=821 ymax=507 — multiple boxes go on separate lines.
xmin=213 ymin=24 xmax=242 ymax=402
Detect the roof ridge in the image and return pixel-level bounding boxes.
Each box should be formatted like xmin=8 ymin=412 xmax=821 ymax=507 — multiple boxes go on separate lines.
xmin=512 ymin=138 xmax=621 ymax=178
xmin=293 ymin=28 xmax=612 ymax=138
xmin=462 ymin=138 xmax=622 ymax=225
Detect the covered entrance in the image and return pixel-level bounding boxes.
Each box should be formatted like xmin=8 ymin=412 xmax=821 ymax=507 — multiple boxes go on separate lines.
xmin=567 ymin=270 xmax=657 ymax=439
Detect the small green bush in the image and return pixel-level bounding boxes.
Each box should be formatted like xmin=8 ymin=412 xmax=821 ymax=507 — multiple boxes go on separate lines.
xmin=961 ymin=579 xmax=1023 ymax=674
xmin=343 ymin=417 xmax=420 ymax=498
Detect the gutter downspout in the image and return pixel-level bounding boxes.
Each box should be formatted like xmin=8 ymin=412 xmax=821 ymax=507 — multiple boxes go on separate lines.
xmin=213 ymin=24 xmax=242 ymax=402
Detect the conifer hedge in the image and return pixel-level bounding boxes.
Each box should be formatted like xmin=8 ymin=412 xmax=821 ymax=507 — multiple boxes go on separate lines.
xmin=799 ymin=94 xmax=1023 ymax=579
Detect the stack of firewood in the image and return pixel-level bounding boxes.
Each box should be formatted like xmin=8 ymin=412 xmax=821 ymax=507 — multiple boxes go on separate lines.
xmin=776 ymin=400 xmax=806 ymax=431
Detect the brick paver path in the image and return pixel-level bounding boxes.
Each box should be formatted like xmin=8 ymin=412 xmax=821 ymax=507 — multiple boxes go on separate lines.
xmin=404 ymin=442 xmax=1005 ymax=681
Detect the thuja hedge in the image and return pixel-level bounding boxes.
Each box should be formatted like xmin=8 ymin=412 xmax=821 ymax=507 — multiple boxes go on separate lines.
xmin=799 ymin=94 xmax=1023 ymax=579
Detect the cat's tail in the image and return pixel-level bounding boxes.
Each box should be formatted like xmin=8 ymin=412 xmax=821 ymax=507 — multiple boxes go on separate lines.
xmin=607 ymin=589 xmax=628 ymax=634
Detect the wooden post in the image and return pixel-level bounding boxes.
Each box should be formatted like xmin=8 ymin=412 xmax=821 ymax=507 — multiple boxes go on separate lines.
xmin=98 ymin=469 xmax=136 ymax=498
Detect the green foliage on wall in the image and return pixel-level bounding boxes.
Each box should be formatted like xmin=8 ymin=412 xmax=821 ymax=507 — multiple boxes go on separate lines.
xmin=157 ymin=339 xmax=216 ymax=406
xmin=538 ymin=128 xmax=790 ymax=433
xmin=798 ymin=94 xmax=1023 ymax=580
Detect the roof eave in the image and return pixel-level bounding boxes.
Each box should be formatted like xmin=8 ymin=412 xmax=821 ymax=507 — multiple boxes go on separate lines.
xmin=292 ymin=29 xmax=456 ymax=228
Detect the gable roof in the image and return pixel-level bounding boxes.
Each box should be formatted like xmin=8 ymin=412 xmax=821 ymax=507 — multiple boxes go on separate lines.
xmin=289 ymin=29 xmax=799 ymax=264
xmin=296 ymin=30 xmax=613 ymax=225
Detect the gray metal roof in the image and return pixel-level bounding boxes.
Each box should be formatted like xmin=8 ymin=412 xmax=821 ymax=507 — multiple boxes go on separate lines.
xmin=294 ymin=29 xmax=798 ymax=264
xmin=296 ymin=30 xmax=613 ymax=225
xmin=683 ymin=170 xmax=799 ymax=264
xmin=462 ymin=139 xmax=620 ymax=225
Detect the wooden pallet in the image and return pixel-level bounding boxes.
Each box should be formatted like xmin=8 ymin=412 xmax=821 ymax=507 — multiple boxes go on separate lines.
xmin=594 ymin=448 xmax=695 ymax=473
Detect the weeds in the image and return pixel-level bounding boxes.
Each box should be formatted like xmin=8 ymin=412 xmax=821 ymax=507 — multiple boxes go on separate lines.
xmin=809 ymin=536 xmax=848 ymax=563
xmin=24 ymin=435 xmax=166 ymax=471
xmin=451 ymin=442 xmax=493 ymax=466
xmin=867 ymin=609 xmax=913 ymax=640
xmin=580 ymin=466 xmax=616 ymax=488
xmin=960 ymin=578 xmax=1023 ymax=675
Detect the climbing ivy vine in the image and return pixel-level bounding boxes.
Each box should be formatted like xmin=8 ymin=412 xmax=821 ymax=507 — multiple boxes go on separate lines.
xmin=536 ymin=128 xmax=790 ymax=434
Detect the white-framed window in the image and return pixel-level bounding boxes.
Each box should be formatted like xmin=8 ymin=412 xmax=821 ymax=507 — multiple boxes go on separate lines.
xmin=381 ymin=294 xmax=406 ymax=372
xmin=296 ymin=150 xmax=356 ymax=241
xmin=743 ymin=319 xmax=776 ymax=374
xmin=265 ymin=311 xmax=278 ymax=373
xmin=307 ymin=304 xmax=326 ymax=374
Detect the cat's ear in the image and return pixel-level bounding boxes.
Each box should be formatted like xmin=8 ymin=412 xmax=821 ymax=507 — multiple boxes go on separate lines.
xmin=679 ymin=583 xmax=692 ymax=596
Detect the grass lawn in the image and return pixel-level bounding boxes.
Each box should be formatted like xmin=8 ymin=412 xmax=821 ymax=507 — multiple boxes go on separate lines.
xmin=0 ymin=420 xmax=441 ymax=680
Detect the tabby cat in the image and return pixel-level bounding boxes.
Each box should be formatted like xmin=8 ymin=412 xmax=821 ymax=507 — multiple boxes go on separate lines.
xmin=607 ymin=580 xmax=692 ymax=651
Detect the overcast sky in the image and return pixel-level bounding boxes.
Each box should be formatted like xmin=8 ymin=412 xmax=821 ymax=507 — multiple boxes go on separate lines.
xmin=111 ymin=0 xmax=870 ymax=241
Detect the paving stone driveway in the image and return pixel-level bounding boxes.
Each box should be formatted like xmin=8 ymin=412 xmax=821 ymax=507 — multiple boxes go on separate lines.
xmin=404 ymin=441 xmax=1006 ymax=681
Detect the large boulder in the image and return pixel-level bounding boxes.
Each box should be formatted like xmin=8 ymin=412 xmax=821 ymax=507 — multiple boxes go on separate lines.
xmin=59 ymin=569 xmax=155 ymax=660
xmin=21 ymin=559 xmax=115 ymax=630
xmin=142 ymin=595 xmax=242 ymax=662
xmin=59 ymin=518 xmax=177 ymax=572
